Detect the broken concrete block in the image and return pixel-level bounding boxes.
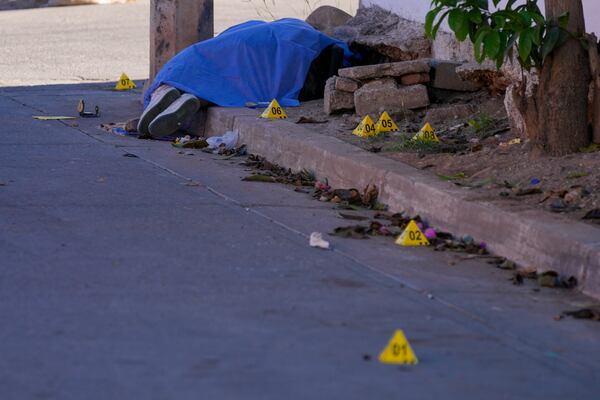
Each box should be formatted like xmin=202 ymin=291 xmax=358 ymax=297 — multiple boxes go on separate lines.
xmin=332 ymin=6 xmax=431 ymax=62
xmin=305 ymin=5 xmax=353 ymax=37
xmin=338 ymin=60 xmax=430 ymax=81
xmin=431 ymin=61 xmax=481 ymax=92
xmin=335 ymin=76 xmax=361 ymax=93
xmin=424 ymin=104 xmax=474 ymax=125
xmin=456 ymin=62 xmax=510 ymax=95
xmin=400 ymin=73 xmax=430 ymax=86
xmin=354 ymin=78 xmax=429 ymax=116
xmin=324 ymin=77 xmax=355 ymax=114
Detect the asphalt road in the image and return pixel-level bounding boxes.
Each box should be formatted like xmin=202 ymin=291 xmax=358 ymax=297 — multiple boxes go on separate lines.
xmin=1 ymin=81 xmax=600 ymax=399
xmin=0 ymin=0 xmax=358 ymax=86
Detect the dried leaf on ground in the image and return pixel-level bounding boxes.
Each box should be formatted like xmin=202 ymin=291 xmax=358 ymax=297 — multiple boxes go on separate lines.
xmin=583 ymin=209 xmax=600 ymax=220
xmin=338 ymin=213 xmax=370 ymax=221
xmin=562 ymin=308 xmax=600 ymax=321
xmin=242 ymin=174 xmax=277 ymax=183
xmin=296 ymin=116 xmax=328 ymax=124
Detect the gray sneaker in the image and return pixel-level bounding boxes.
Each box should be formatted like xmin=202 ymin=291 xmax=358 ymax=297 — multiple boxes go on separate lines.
xmin=137 ymin=85 xmax=181 ymax=134
xmin=148 ymin=94 xmax=201 ymax=138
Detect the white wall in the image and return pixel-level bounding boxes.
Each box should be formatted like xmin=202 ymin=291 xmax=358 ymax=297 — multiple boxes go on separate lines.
xmin=362 ymin=0 xmax=600 ymax=35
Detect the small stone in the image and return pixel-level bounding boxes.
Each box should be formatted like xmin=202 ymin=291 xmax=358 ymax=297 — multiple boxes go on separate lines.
xmin=305 ymin=5 xmax=353 ymax=37
xmin=550 ymin=199 xmax=567 ymax=212
xmin=564 ymin=188 xmax=584 ymax=205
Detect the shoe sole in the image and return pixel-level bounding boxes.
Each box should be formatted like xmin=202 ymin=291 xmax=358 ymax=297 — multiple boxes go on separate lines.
xmin=148 ymin=96 xmax=201 ymax=138
xmin=137 ymin=88 xmax=181 ymax=134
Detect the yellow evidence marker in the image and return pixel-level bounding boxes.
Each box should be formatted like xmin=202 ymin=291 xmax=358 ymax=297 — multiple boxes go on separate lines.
xmin=379 ymin=330 xmax=419 ymax=365
xmin=353 ymin=115 xmax=377 ymax=138
xmin=412 ymin=122 xmax=440 ymax=143
xmin=115 ymin=73 xmax=137 ymax=91
xmin=375 ymin=111 xmax=399 ymax=134
xmin=395 ymin=220 xmax=430 ymax=247
xmin=260 ymin=99 xmax=288 ymax=119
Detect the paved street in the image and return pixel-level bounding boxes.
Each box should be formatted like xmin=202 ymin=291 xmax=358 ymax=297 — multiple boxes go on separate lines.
xmin=0 ymin=0 xmax=358 ymax=86
xmin=1 ymin=82 xmax=600 ymax=399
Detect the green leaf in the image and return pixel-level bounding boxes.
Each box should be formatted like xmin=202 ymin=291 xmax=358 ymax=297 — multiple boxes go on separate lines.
xmin=518 ymin=29 xmax=533 ymax=62
xmin=425 ymin=6 xmax=443 ymax=37
xmin=474 ymin=29 xmax=488 ymax=63
xmin=542 ymin=27 xmax=560 ymax=61
xmin=557 ymin=12 xmax=570 ymax=29
xmin=468 ymin=9 xmax=483 ymax=24
xmin=484 ymin=30 xmax=501 ymax=58
xmin=448 ymin=9 xmax=471 ymax=41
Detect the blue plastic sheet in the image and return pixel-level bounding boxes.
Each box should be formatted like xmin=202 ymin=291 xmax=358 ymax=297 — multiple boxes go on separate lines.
xmin=144 ymin=18 xmax=352 ymax=108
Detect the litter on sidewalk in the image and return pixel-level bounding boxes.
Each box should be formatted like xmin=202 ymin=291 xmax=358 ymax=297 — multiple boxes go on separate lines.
xmin=309 ymin=232 xmax=330 ymax=250
xmin=33 ymin=116 xmax=76 ymax=120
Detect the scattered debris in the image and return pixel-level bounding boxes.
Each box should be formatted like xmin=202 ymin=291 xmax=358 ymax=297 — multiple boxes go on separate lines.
xmin=296 ymin=116 xmax=328 ymax=124
xmin=583 ymin=209 xmax=600 ymax=220
xmin=77 ymin=99 xmax=100 ymax=118
xmin=309 ymin=232 xmax=331 ymax=250
xmin=33 ymin=115 xmax=76 ymax=120
xmin=242 ymin=155 xmax=315 ymax=187
xmin=562 ymin=308 xmax=600 ymax=321
xmin=338 ymin=212 xmax=370 ymax=221
xmin=242 ymin=174 xmax=277 ymax=183
xmin=172 ymin=136 xmax=209 ymax=149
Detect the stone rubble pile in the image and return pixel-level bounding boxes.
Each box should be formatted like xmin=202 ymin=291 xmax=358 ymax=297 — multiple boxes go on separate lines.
xmin=325 ymin=59 xmax=500 ymax=117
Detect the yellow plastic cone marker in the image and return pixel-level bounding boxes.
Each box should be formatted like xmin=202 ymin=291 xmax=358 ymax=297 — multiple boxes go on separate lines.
xmin=395 ymin=220 xmax=430 ymax=247
xmin=115 ymin=73 xmax=137 ymax=90
xmin=375 ymin=111 xmax=399 ymax=134
xmin=353 ymin=115 xmax=377 ymax=138
xmin=260 ymin=99 xmax=288 ymax=119
xmin=412 ymin=122 xmax=440 ymax=143
xmin=379 ymin=330 xmax=419 ymax=365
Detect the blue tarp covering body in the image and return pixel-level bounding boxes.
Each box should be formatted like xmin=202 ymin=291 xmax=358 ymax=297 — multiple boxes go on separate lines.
xmin=144 ymin=18 xmax=352 ymax=108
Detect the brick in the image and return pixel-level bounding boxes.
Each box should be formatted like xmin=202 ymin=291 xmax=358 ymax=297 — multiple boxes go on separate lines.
xmin=354 ymin=78 xmax=429 ymax=116
xmin=400 ymin=73 xmax=430 ymax=86
xmin=338 ymin=60 xmax=430 ymax=81
xmin=324 ymin=77 xmax=355 ymax=114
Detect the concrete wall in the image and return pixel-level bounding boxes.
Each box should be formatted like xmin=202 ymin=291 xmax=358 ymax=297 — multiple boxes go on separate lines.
xmin=362 ymin=0 xmax=600 ymax=35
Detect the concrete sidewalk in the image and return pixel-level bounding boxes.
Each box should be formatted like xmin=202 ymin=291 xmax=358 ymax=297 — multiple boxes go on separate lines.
xmin=202 ymin=106 xmax=600 ymax=300
xmin=1 ymin=82 xmax=600 ymax=399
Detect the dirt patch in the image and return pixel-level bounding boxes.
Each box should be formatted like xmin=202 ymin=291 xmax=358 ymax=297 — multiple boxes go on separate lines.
xmin=284 ymin=97 xmax=600 ymax=226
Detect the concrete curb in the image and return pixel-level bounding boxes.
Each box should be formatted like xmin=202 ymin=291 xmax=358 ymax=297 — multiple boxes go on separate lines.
xmin=0 ymin=0 xmax=132 ymax=11
xmin=203 ymin=107 xmax=600 ymax=299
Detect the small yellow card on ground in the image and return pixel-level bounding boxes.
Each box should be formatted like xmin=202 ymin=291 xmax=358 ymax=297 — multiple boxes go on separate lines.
xmin=115 ymin=73 xmax=137 ymax=91
xmin=379 ymin=330 xmax=419 ymax=365
xmin=375 ymin=111 xmax=399 ymax=134
xmin=353 ymin=115 xmax=377 ymax=137
xmin=260 ymin=99 xmax=288 ymax=119
xmin=412 ymin=122 xmax=440 ymax=143
xmin=395 ymin=220 xmax=430 ymax=247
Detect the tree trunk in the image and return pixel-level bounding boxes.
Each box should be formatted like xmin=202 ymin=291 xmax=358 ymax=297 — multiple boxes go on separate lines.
xmin=523 ymin=0 xmax=591 ymax=155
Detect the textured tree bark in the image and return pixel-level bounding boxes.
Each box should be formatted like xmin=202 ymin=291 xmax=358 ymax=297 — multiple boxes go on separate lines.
xmin=527 ymin=0 xmax=591 ymax=155
xmin=585 ymin=33 xmax=600 ymax=144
